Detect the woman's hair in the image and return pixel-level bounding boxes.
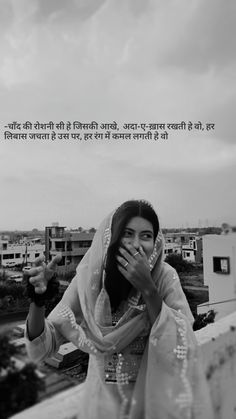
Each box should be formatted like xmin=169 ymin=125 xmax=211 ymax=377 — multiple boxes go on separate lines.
xmin=105 ymin=200 xmax=159 ymax=311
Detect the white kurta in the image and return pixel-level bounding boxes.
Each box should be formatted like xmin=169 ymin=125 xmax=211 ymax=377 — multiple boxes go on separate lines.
xmin=25 ymin=263 xmax=213 ymax=419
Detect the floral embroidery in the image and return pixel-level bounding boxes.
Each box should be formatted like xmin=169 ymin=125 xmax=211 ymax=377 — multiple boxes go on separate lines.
xmin=91 ymin=270 xmax=100 ymax=291
xmin=150 ymin=337 xmax=158 ymax=346
xmin=173 ymin=315 xmax=193 ymax=418
xmin=116 ymin=353 xmax=129 ymax=419
xmin=149 ymin=231 xmax=164 ymax=269
xmin=173 ymin=272 xmax=178 ymax=281
xmin=58 ymin=304 xmax=79 ymax=330
xmin=135 ymin=304 xmax=146 ymax=312
xmin=103 ymin=213 xmax=114 ymax=256
xmin=103 ymin=227 xmax=111 ymax=252
xmin=127 ymin=293 xmax=141 ymax=308
xmin=57 ymin=304 xmax=97 ymax=354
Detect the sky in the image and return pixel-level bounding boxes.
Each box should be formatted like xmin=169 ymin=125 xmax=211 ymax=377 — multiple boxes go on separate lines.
xmin=0 ymin=0 xmax=236 ymax=231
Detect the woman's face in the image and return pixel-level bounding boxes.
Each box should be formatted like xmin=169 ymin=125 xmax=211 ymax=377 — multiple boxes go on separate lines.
xmin=120 ymin=216 xmax=155 ymax=259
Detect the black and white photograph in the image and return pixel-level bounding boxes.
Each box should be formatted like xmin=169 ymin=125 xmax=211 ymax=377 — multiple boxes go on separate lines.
xmin=0 ymin=1 xmax=236 ymax=418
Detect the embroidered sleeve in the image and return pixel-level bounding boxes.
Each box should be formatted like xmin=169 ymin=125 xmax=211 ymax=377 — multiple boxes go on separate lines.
xmin=25 ymin=318 xmax=65 ymax=363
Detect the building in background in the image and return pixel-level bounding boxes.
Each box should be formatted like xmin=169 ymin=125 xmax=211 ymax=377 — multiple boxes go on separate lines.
xmin=0 ymin=239 xmax=44 ymax=267
xmin=163 ymin=232 xmax=202 ymax=263
xmin=198 ymin=233 xmax=236 ymax=320
xmin=45 ymin=223 xmax=94 ymax=267
xmin=163 ymin=241 xmax=182 ymax=257
xmin=182 ymin=237 xmax=203 ymax=263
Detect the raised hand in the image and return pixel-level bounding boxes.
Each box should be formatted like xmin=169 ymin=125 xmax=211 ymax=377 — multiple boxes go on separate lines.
xmin=26 ymin=254 xmax=62 ymax=294
xmin=116 ymin=244 xmax=155 ymax=296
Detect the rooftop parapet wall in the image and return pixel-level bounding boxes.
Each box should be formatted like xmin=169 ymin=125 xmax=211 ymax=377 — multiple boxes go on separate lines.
xmin=195 ymin=311 xmax=236 ymax=419
xmin=11 ymin=311 xmax=236 ymax=419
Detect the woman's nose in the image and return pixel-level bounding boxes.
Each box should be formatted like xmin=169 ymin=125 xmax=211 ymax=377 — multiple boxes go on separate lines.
xmin=132 ymin=235 xmax=140 ymax=249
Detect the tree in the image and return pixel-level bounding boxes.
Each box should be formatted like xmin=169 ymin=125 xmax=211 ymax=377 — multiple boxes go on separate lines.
xmin=0 ymin=334 xmax=44 ymax=418
xmin=89 ymin=227 xmax=96 ymax=233
xmin=165 ymin=254 xmax=194 ymax=272
xmin=0 ymin=281 xmax=25 ymax=299
xmin=0 ymin=269 xmax=7 ymax=281
xmin=193 ymin=310 xmax=216 ymax=331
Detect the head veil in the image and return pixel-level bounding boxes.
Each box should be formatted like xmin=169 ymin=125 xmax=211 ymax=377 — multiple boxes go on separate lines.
xmin=50 ymin=200 xmax=165 ymax=355
xmin=42 ymin=201 xmax=214 ymax=419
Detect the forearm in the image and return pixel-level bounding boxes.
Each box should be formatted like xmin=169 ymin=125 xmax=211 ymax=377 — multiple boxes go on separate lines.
xmin=27 ymin=302 xmax=46 ymax=341
xmin=142 ymin=285 xmax=162 ymax=325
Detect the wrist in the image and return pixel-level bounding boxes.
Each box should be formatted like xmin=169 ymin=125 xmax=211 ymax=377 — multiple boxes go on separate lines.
xmin=31 ymin=292 xmax=47 ymax=307
xmin=25 ymin=272 xmax=59 ymax=306
xmin=30 ymin=301 xmax=46 ymax=311
xmin=142 ymin=283 xmax=157 ymax=299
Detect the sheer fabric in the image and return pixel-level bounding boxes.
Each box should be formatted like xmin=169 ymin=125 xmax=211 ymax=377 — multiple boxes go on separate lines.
xmin=25 ymin=210 xmax=213 ymax=419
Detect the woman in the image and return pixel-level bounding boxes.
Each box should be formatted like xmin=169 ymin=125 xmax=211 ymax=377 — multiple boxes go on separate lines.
xmin=25 ymin=200 xmax=213 ymax=419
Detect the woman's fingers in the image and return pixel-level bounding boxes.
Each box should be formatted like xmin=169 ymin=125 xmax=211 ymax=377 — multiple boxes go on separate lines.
xmin=117 ymin=263 xmax=130 ymax=280
xmin=116 ymin=255 xmax=129 ymax=269
xmin=48 ymin=254 xmax=62 ymax=271
xmin=138 ymin=246 xmax=146 ymax=257
xmin=44 ymin=254 xmax=62 ymax=282
xmin=34 ymin=255 xmax=45 ymax=266
xmin=117 ymin=244 xmax=145 ymax=270
xmin=24 ymin=256 xmax=45 ymax=278
xmin=30 ymin=254 xmax=61 ymax=284
xmin=119 ymin=245 xmax=142 ymax=262
xmin=27 ymin=255 xmax=61 ymax=295
xmin=118 ymin=247 xmax=133 ymax=264
xmin=29 ymin=273 xmax=46 ymax=294
xmin=34 ymin=283 xmax=47 ymax=294
xmin=29 ymin=273 xmax=43 ymax=285
xmin=27 ymin=266 xmax=43 ymax=277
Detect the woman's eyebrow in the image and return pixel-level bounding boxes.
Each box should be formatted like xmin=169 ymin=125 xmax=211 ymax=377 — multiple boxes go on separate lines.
xmin=141 ymin=230 xmax=154 ymax=235
xmin=124 ymin=228 xmax=153 ymax=234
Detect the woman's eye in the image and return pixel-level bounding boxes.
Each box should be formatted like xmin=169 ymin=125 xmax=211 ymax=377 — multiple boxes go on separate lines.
xmin=123 ymin=230 xmax=132 ymax=238
xmin=123 ymin=231 xmax=131 ymax=237
xmin=141 ymin=233 xmax=153 ymax=240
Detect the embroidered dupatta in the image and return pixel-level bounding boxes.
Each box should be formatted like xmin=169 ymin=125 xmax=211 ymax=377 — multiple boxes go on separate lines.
xmin=47 ymin=210 xmax=213 ymax=419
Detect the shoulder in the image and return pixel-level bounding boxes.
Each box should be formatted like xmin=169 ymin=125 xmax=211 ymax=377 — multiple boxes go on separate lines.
xmin=162 ymin=262 xmax=179 ymax=280
xmin=156 ymin=262 xmax=180 ymax=296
